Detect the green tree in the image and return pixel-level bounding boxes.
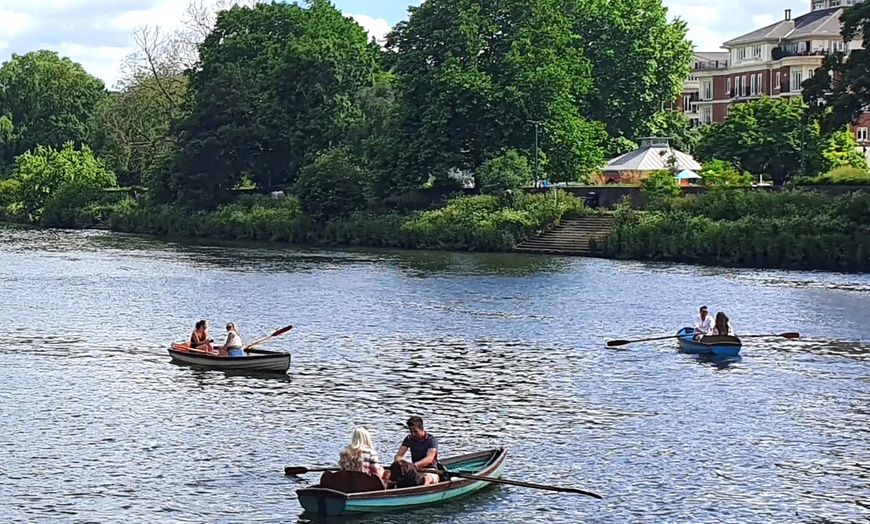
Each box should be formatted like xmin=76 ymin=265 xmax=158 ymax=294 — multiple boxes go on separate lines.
xmin=0 ymin=50 xmax=106 ymax=166
xmin=476 ymin=149 xmax=534 ymax=196
xmin=576 ymin=0 xmax=694 ymax=139
xmin=386 ymin=0 xmax=607 ymax=187
xmin=640 ymin=169 xmax=680 ymax=209
xmin=636 ymin=110 xmax=700 ymax=153
xmin=822 ymin=127 xmax=867 ymax=170
xmin=170 ymin=0 xmax=382 ymax=207
xmin=695 ymin=97 xmax=822 ymax=186
xmin=699 ymin=159 xmax=751 ymax=187
xmin=6 ymin=142 xmax=116 ymax=222
xmin=294 ymin=147 xmax=368 ymax=220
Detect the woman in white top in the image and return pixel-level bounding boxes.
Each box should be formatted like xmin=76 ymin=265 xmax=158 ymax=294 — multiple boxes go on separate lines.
xmin=338 ymin=427 xmax=385 ymax=478
xmin=220 ymin=322 xmax=245 ymax=357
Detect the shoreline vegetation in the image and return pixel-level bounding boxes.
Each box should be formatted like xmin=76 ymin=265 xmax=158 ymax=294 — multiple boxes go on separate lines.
xmin=2 ymin=1 xmax=870 ymax=272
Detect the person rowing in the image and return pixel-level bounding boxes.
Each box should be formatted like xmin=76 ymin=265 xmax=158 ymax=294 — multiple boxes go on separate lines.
xmin=218 ymin=322 xmax=245 ymax=357
xmin=693 ymin=306 xmax=713 ymax=340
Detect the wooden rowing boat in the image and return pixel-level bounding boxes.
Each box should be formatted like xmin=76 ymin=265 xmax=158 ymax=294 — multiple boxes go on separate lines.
xmin=296 ymin=448 xmax=506 ymax=516
xmin=168 ymin=342 xmax=291 ymax=373
xmin=676 ymin=327 xmax=742 ymax=357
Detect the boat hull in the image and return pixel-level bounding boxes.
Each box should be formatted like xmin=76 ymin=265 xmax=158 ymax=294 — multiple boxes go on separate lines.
xmin=168 ymin=343 xmax=291 ymax=373
xmin=296 ymin=448 xmax=506 ymax=516
xmin=677 ymin=327 xmax=742 ymax=357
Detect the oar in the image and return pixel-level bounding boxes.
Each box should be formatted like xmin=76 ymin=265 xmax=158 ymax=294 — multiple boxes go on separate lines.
xmin=421 ymin=469 xmax=603 ymax=499
xmin=284 ymin=465 xmax=339 ymax=476
xmin=606 ymin=331 xmax=800 ymax=347
xmin=243 ymin=325 xmax=293 ymax=351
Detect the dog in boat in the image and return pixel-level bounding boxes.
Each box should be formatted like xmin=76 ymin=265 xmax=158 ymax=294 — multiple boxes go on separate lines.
xmin=386 ymin=460 xmax=442 ymax=488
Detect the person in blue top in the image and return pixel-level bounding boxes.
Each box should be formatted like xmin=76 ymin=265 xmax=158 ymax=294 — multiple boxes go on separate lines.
xmin=394 ymin=416 xmax=441 ymax=485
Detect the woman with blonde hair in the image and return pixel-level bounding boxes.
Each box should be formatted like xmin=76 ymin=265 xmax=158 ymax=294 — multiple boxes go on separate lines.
xmin=338 ymin=427 xmax=384 ymax=478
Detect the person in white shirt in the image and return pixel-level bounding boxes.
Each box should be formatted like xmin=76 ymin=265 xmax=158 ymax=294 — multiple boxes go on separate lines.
xmin=219 ymin=322 xmax=245 ymax=357
xmin=693 ymin=306 xmax=713 ymax=337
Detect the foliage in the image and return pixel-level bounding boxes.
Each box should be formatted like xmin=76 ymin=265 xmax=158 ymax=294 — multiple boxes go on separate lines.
xmin=168 ymin=0 xmax=383 ymax=207
xmin=640 ymin=169 xmax=680 ymax=209
xmin=603 ymin=189 xmax=870 ymax=272
xmin=0 ymin=50 xmax=106 ymax=167
xmin=294 ymin=147 xmax=368 ymax=220
xmin=635 ymin=110 xmax=700 ymax=153
xmin=801 ymin=2 xmax=870 ymax=130
xmin=475 ymin=149 xmax=534 ymax=196
xmin=805 ymin=166 xmax=870 ymax=185
xmin=699 ymin=159 xmax=752 ymax=187
xmin=577 ymin=0 xmax=694 ymax=139
xmin=695 ymin=97 xmax=822 ymax=186
xmin=386 ymin=0 xmax=607 ymax=185
xmin=822 ymin=128 xmax=867 ymax=170
xmin=5 ymin=143 xmax=116 ymax=223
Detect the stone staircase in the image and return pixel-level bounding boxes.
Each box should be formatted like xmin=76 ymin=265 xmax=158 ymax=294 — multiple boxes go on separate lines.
xmin=515 ymin=214 xmax=615 ymax=256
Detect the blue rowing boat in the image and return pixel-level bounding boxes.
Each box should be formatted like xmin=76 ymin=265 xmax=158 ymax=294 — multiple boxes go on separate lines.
xmin=296 ymin=448 xmax=506 ymax=516
xmin=676 ymin=327 xmax=742 ymax=357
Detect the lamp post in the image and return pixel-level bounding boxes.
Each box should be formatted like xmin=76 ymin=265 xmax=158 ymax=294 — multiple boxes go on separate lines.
xmin=529 ymin=120 xmax=541 ymax=187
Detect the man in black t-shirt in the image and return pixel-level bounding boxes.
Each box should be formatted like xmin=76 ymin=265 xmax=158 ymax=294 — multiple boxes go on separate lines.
xmin=394 ymin=416 xmax=440 ymax=472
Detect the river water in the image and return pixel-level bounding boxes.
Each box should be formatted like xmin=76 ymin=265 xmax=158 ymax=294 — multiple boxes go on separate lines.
xmin=0 ymin=227 xmax=868 ymax=524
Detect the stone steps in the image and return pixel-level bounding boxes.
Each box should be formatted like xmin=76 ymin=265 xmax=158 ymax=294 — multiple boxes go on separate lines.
xmin=515 ymin=214 xmax=615 ymax=255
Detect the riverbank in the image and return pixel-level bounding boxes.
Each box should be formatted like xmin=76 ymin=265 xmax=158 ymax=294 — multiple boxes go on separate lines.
xmin=599 ymin=188 xmax=870 ymax=272
xmin=107 ymin=190 xmax=589 ymax=252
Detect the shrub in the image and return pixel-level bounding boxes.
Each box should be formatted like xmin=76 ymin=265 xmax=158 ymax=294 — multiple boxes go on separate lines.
xmin=806 ymin=166 xmax=870 ymax=185
xmin=295 ymin=147 xmax=368 ymax=220
xmin=475 ymin=149 xmax=533 ymax=196
xmin=640 ymin=169 xmax=680 ymax=210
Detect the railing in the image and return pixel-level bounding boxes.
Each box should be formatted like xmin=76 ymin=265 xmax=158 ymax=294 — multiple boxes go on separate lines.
xmin=772 ymin=47 xmax=834 ymax=60
xmin=694 ymin=60 xmax=729 ymax=70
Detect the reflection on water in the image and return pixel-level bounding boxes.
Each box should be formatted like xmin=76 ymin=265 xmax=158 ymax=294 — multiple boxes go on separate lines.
xmin=0 ymin=228 xmax=869 ymax=523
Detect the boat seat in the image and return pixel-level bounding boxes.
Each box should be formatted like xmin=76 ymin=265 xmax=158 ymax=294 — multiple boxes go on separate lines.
xmin=319 ymin=470 xmax=386 ymax=493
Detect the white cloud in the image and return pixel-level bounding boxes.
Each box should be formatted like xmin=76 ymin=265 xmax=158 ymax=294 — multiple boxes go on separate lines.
xmin=0 ymin=9 xmax=34 ymax=37
xmin=348 ymin=13 xmax=392 ymax=45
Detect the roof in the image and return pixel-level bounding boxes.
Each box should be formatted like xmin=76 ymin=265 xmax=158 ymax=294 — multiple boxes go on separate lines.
xmin=601 ymin=142 xmax=702 ymax=173
xmin=723 ymin=8 xmax=845 ymax=47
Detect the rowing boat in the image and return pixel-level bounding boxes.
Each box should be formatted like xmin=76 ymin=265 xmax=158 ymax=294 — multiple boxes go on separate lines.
xmin=168 ymin=342 xmax=291 ymax=373
xmin=296 ymin=448 xmax=506 ymax=516
xmin=676 ymin=327 xmax=742 ymax=357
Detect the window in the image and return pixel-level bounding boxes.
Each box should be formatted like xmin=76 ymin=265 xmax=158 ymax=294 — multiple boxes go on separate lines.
xmin=753 ymin=45 xmax=762 ymax=59
xmin=791 ymin=69 xmax=803 ymax=91
xmin=813 ymin=0 xmax=825 ymax=8
xmin=726 ymin=77 xmax=731 ymax=96
xmin=702 ymin=106 xmax=713 ymax=124
xmin=702 ymin=80 xmax=713 ymax=100
xmin=683 ymin=95 xmax=692 ymax=112
xmin=775 ymin=71 xmax=781 ymax=90
xmin=857 ymin=127 xmax=868 ymax=142
xmin=741 ymin=75 xmax=748 ymax=97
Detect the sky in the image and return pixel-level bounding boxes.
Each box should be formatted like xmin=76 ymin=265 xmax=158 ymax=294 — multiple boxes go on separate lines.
xmin=0 ymin=0 xmax=804 ymax=89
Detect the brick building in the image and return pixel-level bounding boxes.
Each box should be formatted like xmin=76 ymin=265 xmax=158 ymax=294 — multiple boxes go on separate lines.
xmin=687 ymin=1 xmax=870 ymax=150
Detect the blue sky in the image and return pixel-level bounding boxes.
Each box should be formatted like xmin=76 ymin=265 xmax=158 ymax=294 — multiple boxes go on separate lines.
xmin=0 ymin=0 xmax=802 ymax=88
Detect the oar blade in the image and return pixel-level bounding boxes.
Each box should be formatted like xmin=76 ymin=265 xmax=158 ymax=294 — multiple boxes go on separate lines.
xmin=779 ymin=332 xmax=800 ymax=339
xmin=606 ymin=340 xmax=631 ymax=347
xmin=272 ymin=325 xmax=293 ymax=337
xmin=284 ymin=466 xmax=308 ymax=476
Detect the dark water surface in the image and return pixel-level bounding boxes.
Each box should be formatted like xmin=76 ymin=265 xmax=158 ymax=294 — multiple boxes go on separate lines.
xmin=1 ymin=227 xmax=868 ymax=523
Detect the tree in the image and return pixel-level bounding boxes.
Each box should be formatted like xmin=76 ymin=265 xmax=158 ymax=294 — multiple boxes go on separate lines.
xmin=695 ymin=97 xmax=823 ymax=185
xmin=0 ymin=50 xmax=106 ymax=166
xmin=636 ymin=110 xmax=700 ymax=153
xmin=640 ymin=169 xmax=680 ymax=209
xmin=476 ymin=149 xmax=534 ymax=196
xmin=699 ymin=159 xmax=751 ymax=187
xmin=801 ymin=2 xmax=870 ymax=130
xmin=169 ymin=0 xmax=382 ymax=207
xmin=294 ymin=147 xmax=368 ymax=220
xmin=822 ymin=127 xmax=868 ymax=170
xmin=575 ymin=0 xmax=694 ymax=139
xmin=386 ymin=0 xmax=607 ymax=187
xmin=6 ymin=142 xmax=116 ymax=223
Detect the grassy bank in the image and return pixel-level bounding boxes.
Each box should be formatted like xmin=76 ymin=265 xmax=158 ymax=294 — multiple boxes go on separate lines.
xmin=108 ymin=190 xmax=589 ymax=252
xmin=599 ymin=189 xmax=870 ymax=272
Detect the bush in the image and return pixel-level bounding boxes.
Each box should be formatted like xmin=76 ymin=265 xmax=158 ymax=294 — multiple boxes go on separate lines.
xmin=700 ymin=159 xmax=752 ymax=187
xmin=640 ymin=170 xmax=680 ymax=210
xmin=295 ymin=147 xmax=369 ymax=220
xmin=475 ymin=149 xmax=533 ymax=196
xmin=806 ymin=166 xmax=870 ymax=185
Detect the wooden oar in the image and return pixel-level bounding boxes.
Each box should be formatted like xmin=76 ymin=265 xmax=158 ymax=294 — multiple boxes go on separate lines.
xmin=421 ymin=469 xmax=603 ymax=499
xmin=606 ymin=331 xmax=800 ymax=347
xmin=243 ymin=325 xmax=293 ymax=351
xmin=284 ymin=465 xmax=339 ymax=476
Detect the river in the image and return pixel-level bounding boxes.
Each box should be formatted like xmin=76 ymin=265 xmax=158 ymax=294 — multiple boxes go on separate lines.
xmin=1 ymin=227 xmax=868 ymax=523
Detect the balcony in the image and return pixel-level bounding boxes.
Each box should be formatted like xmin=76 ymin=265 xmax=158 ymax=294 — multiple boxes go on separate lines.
xmin=694 ymin=60 xmax=729 ymax=71
xmin=772 ymin=46 xmax=838 ymax=61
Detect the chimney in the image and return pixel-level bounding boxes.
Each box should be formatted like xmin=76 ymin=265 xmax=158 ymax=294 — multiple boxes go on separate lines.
xmin=785 ymin=9 xmax=791 ymax=20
